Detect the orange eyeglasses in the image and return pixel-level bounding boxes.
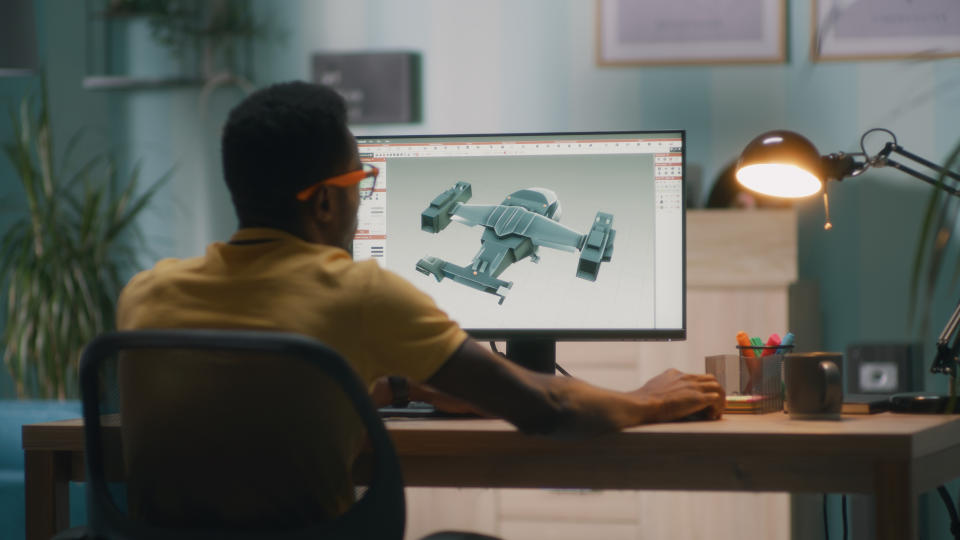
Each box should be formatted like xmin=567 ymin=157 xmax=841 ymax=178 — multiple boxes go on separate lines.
xmin=296 ymin=163 xmax=380 ymax=202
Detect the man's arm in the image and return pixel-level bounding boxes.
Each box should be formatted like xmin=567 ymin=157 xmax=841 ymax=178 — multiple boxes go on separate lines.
xmin=425 ymin=339 xmax=725 ymax=437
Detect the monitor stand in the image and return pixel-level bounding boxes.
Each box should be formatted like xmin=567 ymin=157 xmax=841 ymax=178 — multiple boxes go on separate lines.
xmin=505 ymin=338 xmax=556 ymax=375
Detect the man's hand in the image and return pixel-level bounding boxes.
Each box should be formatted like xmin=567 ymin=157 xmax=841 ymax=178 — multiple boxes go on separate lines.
xmin=631 ymin=369 xmax=725 ymax=422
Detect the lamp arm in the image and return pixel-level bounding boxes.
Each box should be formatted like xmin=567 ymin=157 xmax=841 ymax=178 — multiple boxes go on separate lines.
xmin=932 ymin=296 xmax=960 ymax=376
xmin=879 ymin=142 xmax=960 ymax=197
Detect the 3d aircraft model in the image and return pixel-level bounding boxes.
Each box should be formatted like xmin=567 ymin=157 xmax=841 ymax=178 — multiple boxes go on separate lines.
xmin=416 ymin=182 xmax=615 ymax=304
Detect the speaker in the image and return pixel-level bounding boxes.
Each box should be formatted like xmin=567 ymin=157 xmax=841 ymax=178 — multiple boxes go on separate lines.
xmin=845 ymin=343 xmax=923 ymax=394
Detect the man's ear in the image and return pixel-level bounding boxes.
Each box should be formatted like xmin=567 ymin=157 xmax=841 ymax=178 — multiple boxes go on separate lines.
xmin=311 ymin=184 xmax=337 ymax=224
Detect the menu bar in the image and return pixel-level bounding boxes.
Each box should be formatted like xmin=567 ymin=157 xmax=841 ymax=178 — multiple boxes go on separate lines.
xmin=359 ymin=138 xmax=682 ymax=158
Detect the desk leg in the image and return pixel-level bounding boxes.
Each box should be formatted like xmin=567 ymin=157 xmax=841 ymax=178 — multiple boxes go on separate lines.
xmin=24 ymin=450 xmax=70 ymax=540
xmin=875 ymin=461 xmax=916 ymax=540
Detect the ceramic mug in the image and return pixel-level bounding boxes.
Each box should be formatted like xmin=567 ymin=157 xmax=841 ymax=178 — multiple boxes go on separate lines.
xmin=784 ymin=352 xmax=843 ymax=419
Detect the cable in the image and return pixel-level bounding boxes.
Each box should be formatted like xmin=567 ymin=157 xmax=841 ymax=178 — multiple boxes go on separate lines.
xmin=937 ymin=485 xmax=960 ymax=540
xmin=555 ymin=364 xmax=572 ymax=377
xmin=842 ymin=495 xmax=848 ymax=540
xmin=823 ymin=494 xmax=830 ymax=540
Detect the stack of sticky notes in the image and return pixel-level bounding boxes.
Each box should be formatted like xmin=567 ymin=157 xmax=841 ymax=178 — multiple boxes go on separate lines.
xmin=724 ymin=394 xmax=767 ymax=414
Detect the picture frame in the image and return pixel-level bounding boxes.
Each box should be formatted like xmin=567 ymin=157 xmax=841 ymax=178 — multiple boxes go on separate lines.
xmin=596 ymin=0 xmax=787 ymax=66
xmin=812 ymin=0 xmax=960 ymax=61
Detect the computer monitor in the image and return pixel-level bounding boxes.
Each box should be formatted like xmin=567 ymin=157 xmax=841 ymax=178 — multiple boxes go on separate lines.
xmin=353 ymin=131 xmax=685 ymax=373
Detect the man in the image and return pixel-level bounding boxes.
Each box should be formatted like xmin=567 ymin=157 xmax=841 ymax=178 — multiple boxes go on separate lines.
xmin=117 ymin=81 xmax=724 ymax=524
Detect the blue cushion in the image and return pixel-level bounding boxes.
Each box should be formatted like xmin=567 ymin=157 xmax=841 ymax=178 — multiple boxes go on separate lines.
xmin=0 ymin=400 xmax=82 ymax=469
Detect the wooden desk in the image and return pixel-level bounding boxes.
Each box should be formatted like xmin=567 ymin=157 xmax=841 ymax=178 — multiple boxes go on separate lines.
xmin=22 ymin=413 xmax=960 ymax=540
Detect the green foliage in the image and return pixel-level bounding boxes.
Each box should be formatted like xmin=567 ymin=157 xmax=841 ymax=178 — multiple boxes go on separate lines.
xmin=910 ymin=140 xmax=960 ymax=336
xmin=103 ymin=0 xmax=262 ymax=60
xmin=0 ymin=86 xmax=169 ymax=399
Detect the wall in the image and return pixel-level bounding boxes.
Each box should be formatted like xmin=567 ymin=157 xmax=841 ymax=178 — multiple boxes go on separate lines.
xmin=9 ymin=0 xmax=958 ymax=363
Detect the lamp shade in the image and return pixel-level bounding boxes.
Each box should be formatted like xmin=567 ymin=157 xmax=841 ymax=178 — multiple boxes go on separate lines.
xmin=735 ymin=130 xmax=824 ymax=198
xmin=0 ymin=0 xmax=38 ymax=76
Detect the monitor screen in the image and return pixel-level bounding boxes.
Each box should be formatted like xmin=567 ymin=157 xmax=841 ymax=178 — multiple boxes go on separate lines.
xmin=352 ymin=131 xmax=685 ymax=342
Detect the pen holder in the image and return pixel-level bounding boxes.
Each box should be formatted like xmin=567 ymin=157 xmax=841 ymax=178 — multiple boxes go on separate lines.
xmin=705 ymin=347 xmax=794 ymax=413
xmin=736 ymin=345 xmax=792 ymax=413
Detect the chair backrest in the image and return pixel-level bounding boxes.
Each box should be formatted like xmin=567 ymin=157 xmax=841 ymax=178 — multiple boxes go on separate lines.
xmin=79 ymin=329 xmax=405 ymax=540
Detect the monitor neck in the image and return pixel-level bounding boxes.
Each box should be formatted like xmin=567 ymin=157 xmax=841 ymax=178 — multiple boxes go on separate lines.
xmin=505 ymin=339 xmax=556 ymax=375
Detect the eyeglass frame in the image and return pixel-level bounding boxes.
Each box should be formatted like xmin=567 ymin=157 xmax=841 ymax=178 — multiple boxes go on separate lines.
xmin=296 ymin=163 xmax=379 ymax=202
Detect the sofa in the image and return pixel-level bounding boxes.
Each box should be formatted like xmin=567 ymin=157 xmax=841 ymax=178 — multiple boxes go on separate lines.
xmin=0 ymin=400 xmax=86 ymax=540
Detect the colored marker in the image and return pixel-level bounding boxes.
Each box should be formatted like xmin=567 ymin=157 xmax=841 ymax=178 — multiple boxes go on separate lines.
xmin=761 ymin=333 xmax=781 ymax=357
xmin=777 ymin=332 xmax=795 ymax=353
xmin=736 ymin=331 xmax=755 ymax=357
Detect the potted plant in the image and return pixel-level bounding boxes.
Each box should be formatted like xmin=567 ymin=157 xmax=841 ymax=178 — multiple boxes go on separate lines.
xmin=0 ymin=85 xmax=169 ymax=399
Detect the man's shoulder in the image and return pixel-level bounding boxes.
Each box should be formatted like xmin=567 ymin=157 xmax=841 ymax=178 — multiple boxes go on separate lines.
xmin=126 ymin=255 xmax=206 ymax=286
xmin=354 ymin=261 xmax=420 ymax=294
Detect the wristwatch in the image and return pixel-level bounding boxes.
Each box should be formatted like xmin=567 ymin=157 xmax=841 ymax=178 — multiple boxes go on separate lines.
xmin=388 ymin=376 xmax=410 ymax=408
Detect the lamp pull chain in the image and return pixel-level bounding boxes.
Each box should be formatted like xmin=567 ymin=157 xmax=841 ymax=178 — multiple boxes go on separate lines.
xmin=823 ymin=190 xmax=833 ymax=230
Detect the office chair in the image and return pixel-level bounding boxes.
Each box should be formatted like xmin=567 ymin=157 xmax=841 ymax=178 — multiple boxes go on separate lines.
xmin=56 ymin=329 xmax=408 ymax=540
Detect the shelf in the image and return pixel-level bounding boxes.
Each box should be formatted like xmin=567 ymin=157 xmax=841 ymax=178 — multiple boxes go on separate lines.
xmin=82 ymin=75 xmax=203 ymax=90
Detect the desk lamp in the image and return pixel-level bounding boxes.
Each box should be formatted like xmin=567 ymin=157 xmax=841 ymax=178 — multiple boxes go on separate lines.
xmin=735 ymin=128 xmax=960 ymax=413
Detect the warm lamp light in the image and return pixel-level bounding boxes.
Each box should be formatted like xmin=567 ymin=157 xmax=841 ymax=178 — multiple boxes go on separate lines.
xmin=735 ymin=130 xmax=826 ymax=198
xmin=736 ymin=163 xmax=822 ymax=198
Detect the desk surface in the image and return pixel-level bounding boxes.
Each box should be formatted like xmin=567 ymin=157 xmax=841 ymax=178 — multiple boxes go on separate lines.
xmin=22 ymin=412 xmax=960 ymax=492
xmin=21 ymin=412 xmax=960 ymax=540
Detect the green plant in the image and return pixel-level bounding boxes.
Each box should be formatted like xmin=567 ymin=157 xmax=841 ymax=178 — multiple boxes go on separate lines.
xmin=0 ymin=87 xmax=169 ymax=399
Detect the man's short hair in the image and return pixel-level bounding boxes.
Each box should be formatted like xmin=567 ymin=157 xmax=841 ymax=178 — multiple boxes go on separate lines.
xmin=222 ymin=81 xmax=351 ymax=224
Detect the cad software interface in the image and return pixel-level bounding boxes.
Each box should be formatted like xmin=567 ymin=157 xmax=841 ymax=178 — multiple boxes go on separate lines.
xmin=352 ymin=132 xmax=684 ymax=333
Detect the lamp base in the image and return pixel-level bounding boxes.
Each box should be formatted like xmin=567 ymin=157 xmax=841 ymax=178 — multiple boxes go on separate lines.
xmin=889 ymin=392 xmax=960 ymax=414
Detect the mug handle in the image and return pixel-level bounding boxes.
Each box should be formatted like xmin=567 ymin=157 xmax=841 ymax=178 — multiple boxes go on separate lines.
xmin=819 ymin=361 xmax=842 ymax=411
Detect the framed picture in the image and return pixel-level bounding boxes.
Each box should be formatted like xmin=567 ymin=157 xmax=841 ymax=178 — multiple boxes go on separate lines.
xmin=596 ymin=0 xmax=786 ymax=66
xmin=813 ymin=0 xmax=960 ymax=61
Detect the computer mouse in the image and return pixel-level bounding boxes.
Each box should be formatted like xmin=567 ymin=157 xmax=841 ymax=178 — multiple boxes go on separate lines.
xmin=678 ymin=408 xmax=715 ymax=422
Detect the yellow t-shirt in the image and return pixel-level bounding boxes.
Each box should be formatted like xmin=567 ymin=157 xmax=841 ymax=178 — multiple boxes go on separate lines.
xmin=115 ymin=227 xmax=468 ymax=526
xmin=118 ymin=227 xmax=467 ymax=384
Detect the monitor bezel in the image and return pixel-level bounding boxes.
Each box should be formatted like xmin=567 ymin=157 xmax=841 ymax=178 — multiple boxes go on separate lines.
xmin=354 ymin=129 xmax=687 ymax=342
